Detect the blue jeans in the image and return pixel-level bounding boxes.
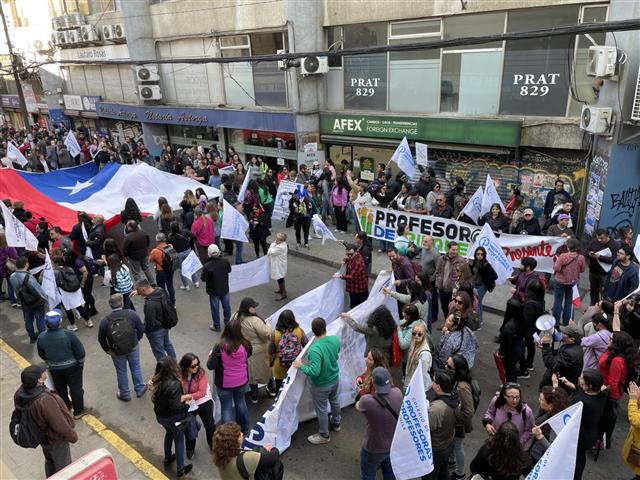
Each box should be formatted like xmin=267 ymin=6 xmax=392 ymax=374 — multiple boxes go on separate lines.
xmin=178 ymin=249 xmax=199 ymax=287
xmin=310 ymin=379 xmax=341 ymax=437
xmin=552 ymin=283 xmax=573 ymax=326
xmin=235 ymin=241 xmax=244 ymax=265
xmin=23 ymin=308 xmax=46 ymax=340
xmin=217 ymin=385 xmax=249 ymax=434
xmin=156 ymin=270 xmax=175 ymax=306
xmin=146 ymin=328 xmax=176 ymax=361
xmin=209 ymin=293 xmax=231 ymax=329
xmin=360 ymin=449 xmax=395 ymax=480
xmin=156 ymin=413 xmax=186 ymax=471
xmin=111 ymin=344 xmax=146 ymax=399
xmin=474 ymin=283 xmax=487 ymax=327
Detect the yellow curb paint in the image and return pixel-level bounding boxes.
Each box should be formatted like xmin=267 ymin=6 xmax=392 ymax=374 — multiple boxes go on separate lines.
xmin=0 ymin=460 xmax=19 ymax=480
xmin=0 ymin=339 xmax=168 ymax=480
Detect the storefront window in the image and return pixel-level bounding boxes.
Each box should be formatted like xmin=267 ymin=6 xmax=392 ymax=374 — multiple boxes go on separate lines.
xmin=389 ymin=19 xmax=440 ymax=113
xmin=229 ymin=129 xmax=297 ymax=168
xmin=168 ymin=125 xmax=220 ymax=149
xmin=343 ymin=22 xmax=387 ymax=110
xmin=500 ymin=5 xmax=580 ymax=116
xmin=441 ymin=13 xmax=504 ymax=115
xmin=250 ymin=32 xmax=287 ymax=107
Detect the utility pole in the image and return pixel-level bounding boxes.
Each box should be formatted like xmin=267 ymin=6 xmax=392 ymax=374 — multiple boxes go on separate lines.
xmin=0 ymin=1 xmax=31 ymax=128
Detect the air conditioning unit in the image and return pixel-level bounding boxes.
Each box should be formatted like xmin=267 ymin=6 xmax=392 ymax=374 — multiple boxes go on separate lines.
xmin=56 ymin=31 xmax=68 ymax=46
xmin=102 ymin=25 xmax=114 ymax=40
xmin=580 ymin=105 xmax=612 ymax=134
xmin=51 ymin=32 xmax=60 ymax=46
xmin=586 ymin=46 xmax=617 ymax=77
xmin=299 ymin=56 xmax=329 ymax=75
xmin=65 ymin=29 xmax=80 ymax=45
xmin=57 ymin=15 xmax=71 ymax=30
xmin=631 ymin=66 xmax=640 ymax=122
xmin=67 ymin=12 xmax=86 ymax=27
xmin=31 ymin=38 xmax=49 ymax=52
xmin=139 ymin=85 xmax=162 ymax=100
xmin=51 ymin=16 xmax=64 ymax=31
xmin=135 ymin=65 xmax=159 ymax=82
xmin=111 ymin=23 xmax=126 ymax=40
xmin=80 ymin=25 xmax=101 ymax=43
xmin=277 ymin=49 xmax=288 ymax=71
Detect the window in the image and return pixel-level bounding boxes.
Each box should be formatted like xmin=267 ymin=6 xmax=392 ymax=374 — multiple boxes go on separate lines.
xmin=500 ymin=5 xmax=580 ymax=116
xmin=220 ymin=35 xmax=254 ymax=107
xmin=440 ymin=12 xmax=504 ymax=114
xmin=327 ymin=26 xmax=343 ymax=68
xmin=250 ymin=32 xmax=287 ymax=107
xmin=389 ymin=19 xmax=441 ymax=113
xmin=343 ymin=22 xmax=387 ymax=110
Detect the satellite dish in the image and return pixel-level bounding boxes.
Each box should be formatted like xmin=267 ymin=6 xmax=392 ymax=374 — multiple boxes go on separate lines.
xmin=536 ymin=314 xmax=556 ymax=332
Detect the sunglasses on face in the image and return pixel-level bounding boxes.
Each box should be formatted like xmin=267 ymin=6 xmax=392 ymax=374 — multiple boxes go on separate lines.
xmin=476 ymin=252 xmax=485 ymax=257
xmin=190 ymin=363 xmax=199 ymax=368
xmin=412 ymin=331 xmax=424 ymax=337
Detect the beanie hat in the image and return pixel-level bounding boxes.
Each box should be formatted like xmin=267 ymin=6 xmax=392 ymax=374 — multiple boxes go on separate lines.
xmin=21 ymin=364 xmax=45 ymax=389
xmin=582 ymin=368 xmax=604 ymax=391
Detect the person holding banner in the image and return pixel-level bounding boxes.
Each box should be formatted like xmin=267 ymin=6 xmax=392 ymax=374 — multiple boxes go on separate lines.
xmin=341 ymin=307 xmax=395 ymax=365
xmin=403 ymin=321 xmax=432 ymax=393
xmin=337 ymin=244 xmax=369 ymax=309
xmin=479 ymin=203 xmax=509 ymax=233
xmin=529 ymin=385 xmax=570 ymax=466
xmin=425 ymin=371 xmax=459 ymax=480
xmin=469 ymin=422 xmax=530 ymax=480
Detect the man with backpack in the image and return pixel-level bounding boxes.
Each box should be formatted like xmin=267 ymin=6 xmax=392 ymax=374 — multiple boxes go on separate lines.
xmin=135 ymin=279 xmax=177 ymax=361
xmin=98 ymin=293 xmax=147 ymax=401
xmin=12 ymin=364 xmax=78 ymax=476
xmin=148 ymin=232 xmax=177 ymax=306
xmin=355 ymin=367 xmax=402 ymax=480
xmin=36 ymin=310 xmax=87 ymax=419
xmin=9 ymin=256 xmax=48 ymax=343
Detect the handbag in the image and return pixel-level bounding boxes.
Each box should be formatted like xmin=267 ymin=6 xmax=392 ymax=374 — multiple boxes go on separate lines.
xmin=627 ymin=445 xmax=640 ymax=467
xmin=390 ymin=330 xmax=402 ymax=368
xmin=5 ymin=257 xmax=16 ymax=272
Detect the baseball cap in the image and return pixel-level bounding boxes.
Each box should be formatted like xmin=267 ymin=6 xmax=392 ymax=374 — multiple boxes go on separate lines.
xmin=207 ymin=244 xmax=221 ymax=257
xmin=372 ymin=367 xmax=391 ymax=395
xmin=524 ymin=208 xmax=534 ymax=215
xmin=560 ymin=323 xmax=583 ymax=342
xmin=558 ymin=213 xmax=570 ymax=221
xmin=45 ymin=309 xmax=62 ymax=327
xmin=21 ymin=364 xmax=45 ymax=389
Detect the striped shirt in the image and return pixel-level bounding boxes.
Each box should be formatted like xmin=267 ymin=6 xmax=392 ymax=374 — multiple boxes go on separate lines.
xmin=113 ymin=265 xmax=134 ymax=294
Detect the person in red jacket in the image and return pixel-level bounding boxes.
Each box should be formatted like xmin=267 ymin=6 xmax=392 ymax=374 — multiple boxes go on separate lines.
xmin=336 ymin=243 xmax=369 ymax=309
xmin=599 ymin=331 xmax=638 ymax=448
xmin=179 ymin=353 xmax=215 ymax=457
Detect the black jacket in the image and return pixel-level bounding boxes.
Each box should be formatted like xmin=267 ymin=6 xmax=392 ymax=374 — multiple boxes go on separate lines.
xmin=540 ymin=342 xmax=583 ymax=390
xmin=470 ymin=260 xmax=498 ymax=291
xmin=479 ymin=213 xmax=509 ymax=233
xmin=470 ymin=443 xmax=530 ymax=480
xmin=152 ymin=378 xmax=188 ymax=418
xmin=167 ymin=232 xmax=191 ymax=253
xmin=498 ymin=319 xmax=525 ymax=360
xmin=85 ymin=223 xmax=106 ymax=258
xmin=544 ymin=189 xmax=572 ymax=217
xmin=69 ymin=223 xmax=87 ymax=255
xmin=142 ymin=288 xmax=170 ymax=333
xmin=122 ymin=229 xmax=150 ymax=261
xmin=586 ymin=237 xmax=618 ymax=275
xmin=512 ymin=217 xmax=542 ymax=236
xmin=201 ymin=257 xmax=231 ymax=296
xmin=621 ymin=304 xmax=640 ymax=340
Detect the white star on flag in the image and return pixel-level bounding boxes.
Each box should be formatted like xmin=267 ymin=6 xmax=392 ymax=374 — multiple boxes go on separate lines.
xmin=59 ymin=179 xmax=94 ymax=195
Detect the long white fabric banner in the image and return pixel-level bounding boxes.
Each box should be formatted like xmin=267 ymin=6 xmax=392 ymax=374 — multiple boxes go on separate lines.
xmin=243 ymin=271 xmax=397 ymax=452
xmin=229 ymin=255 xmax=271 ymax=293
xmin=357 ymin=207 xmax=566 ymax=273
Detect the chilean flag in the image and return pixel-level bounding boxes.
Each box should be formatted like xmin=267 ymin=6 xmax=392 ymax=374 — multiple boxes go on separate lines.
xmin=0 ymin=163 xmax=219 ymax=232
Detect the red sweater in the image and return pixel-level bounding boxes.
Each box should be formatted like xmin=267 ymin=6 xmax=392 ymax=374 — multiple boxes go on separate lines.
xmin=598 ymin=351 xmax=627 ymax=401
xmin=180 ymin=370 xmax=211 ymax=406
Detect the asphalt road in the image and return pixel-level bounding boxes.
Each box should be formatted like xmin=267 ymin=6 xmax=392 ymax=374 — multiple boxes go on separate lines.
xmin=0 ymin=252 xmax=629 ymax=480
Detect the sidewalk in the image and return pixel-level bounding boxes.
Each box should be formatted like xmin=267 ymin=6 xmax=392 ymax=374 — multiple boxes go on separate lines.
xmin=0 ymin=344 xmax=159 ymax=480
xmin=272 ymin=219 xmax=591 ymax=317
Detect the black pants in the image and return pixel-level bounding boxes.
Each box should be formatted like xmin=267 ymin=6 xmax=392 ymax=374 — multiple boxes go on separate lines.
xmin=349 ymin=291 xmax=369 ymax=309
xmin=504 ymin=347 xmax=524 ymax=383
xmin=63 ymin=304 xmax=89 ymax=325
xmin=224 ymin=239 xmax=234 ymax=256
xmin=50 ymin=364 xmax=84 ymax=413
xmin=185 ymin=399 xmax=216 ymax=452
xmin=439 ymin=290 xmax=452 ymax=318
xmin=519 ymin=333 xmax=536 ymax=372
xmin=423 ymin=442 xmax=454 ymax=480
xmin=81 ymin=274 xmax=96 ymax=314
xmin=42 ymin=439 xmax=72 ymax=477
xmin=574 ymin=447 xmax=587 ymax=480
xmin=589 ymin=271 xmax=605 ymax=306
xmin=294 ymin=217 xmax=310 ymax=245
xmin=253 ymin=238 xmax=268 ymax=257
xmin=334 ymin=206 xmax=348 ymax=232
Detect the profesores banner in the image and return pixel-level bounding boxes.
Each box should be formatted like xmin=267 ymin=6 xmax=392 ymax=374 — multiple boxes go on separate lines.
xmin=357 ymin=206 xmax=567 ymax=273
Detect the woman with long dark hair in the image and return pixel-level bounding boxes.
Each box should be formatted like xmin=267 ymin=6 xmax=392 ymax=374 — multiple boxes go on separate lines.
xmin=483 ymin=383 xmax=535 ymax=445
xmin=179 ymin=353 xmax=215 ymax=457
xmin=120 ymin=198 xmax=142 ymax=226
xmin=470 ymin=422 xmax=530 ymax=480
xmin=384 ymin=280 xmax=429 ymax=330
xmin=330 ymin=178 xmax=349 ymax=233
xmin=271 ymin=309 xmax=307 ymax=393
xmin=438 ymin=291 xmax=480 ymax=368
xmin=480 ymin=202 xmax=509 ymax=233
xmin=340 ymin=305 xmax=396 ymax=364
xmin=529 ymin=385 xmax=569 ymax=466
xmin=107 ymin=254 xmax=135 ymax=310
xmin=150 ymin=357 xmax=193 ymax=477
xmin=519 ymin=280 xmax=545 ymax=376
xmin=470 ymin=246 xmax=497 ymax=328
xmin=498 ymin=298 xmax=526 ymax=383
xmin=355 ymin=348 xmax=390 ymax=401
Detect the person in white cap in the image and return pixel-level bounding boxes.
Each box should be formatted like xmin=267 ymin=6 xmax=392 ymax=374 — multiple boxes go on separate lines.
xmin=201 ymin=244 xmax=232 ymax=332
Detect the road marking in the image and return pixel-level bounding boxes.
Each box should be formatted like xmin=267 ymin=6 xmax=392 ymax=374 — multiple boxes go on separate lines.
xmin=0 ymin=339 xmax=168 ymax=480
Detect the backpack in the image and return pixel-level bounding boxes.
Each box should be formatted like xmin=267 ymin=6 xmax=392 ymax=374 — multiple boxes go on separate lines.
xmin=58 ymin=266 xmax=80 ymax=292
xmin=80 ymin=255 xmax=99 ymax=276
xmin=16 ymin=274 xmax=45 ymax=311
xmin=470 ymin=379 xmax=482 ymax=413
xmin=9 ymin=392 xmax=48 ymax=448
xmin=277 ymin=330 xmax=302 ymax=368
xmin=160 ymin=292 xmax=178 ymax=329
xmin=160 ymin=245 xmax=179 ymax=273
xmin=107 ymin=312 xmax=137 ymax=355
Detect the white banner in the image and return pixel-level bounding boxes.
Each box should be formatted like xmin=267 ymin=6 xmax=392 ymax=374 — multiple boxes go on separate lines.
xmin=243 ymin=271 xmax=397 ymax=452
xmin=312 ymin=214 xmax=337 ymax=245
xmin=481 ymin=174 xmax=506 ymax=216
xmin=466 ymin=223 xmax=513 ymax=285
xmin=181 ymin=249 xmax=202 ymax=280
xmin=391 ymin=136 xmax=416 ymax=179
xmin=237 ymin=167 xmax=251 ymax=203
xmin=390 ymin=361 xmax=434 ymax=479
xmin=415 ymin=142 xmax=429 ymax=166
xmin=0 ymin=201 xmax=39 ymax=251
xmin=358 ymin=207 xmax=566 ymax=274
xmin=527 ymin=402 xmax=583 ymax=480
xmin=220 ymin=199 xmax=249 ymax=243
xmin=539 ymin=401 xmax=582 ymax=436
xmin=461 ymin=186 xmax=483 ymax=222
xmin=635 ymin=235 xmax=640 ymax=263
xmin=81 ymin=223 xmax=93 ymax=259
xmin=7 ymin=141 xmax=28 ymax=167
xmin=272 ymin=180 xmax=302 ymax=221
xmin=42 ymin=250 xmax=61 ymax=309
xmin=64 ymin=131 xmax=82 ymax=158
xmin=229 ymin=255 xmax=270 ymax=293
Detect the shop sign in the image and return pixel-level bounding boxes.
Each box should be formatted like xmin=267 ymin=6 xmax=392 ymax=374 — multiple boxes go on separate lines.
xmin=59 ymin=44 xmax=130 ymax=62
xmin=321 ymin=113 xmax=521 ymax=147
xmin=64 ymin=95 xmax=102 ymax=112
xmin=1 ymin=95 xmax=20 ymax=108
xmin=344 ymin=54 xmax=387 ymax=110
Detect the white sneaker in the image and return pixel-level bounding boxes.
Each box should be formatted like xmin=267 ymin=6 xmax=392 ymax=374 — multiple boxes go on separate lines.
xmin=314 ymin=233 xmax=322 ymax=239
xmin=307 ymin=433 xmax=330 ymax=445
xmin=194 ymin=282 xmax=200 ymax=288
xmin=180 ymin=285 xmax=188 ymax=290
xmin=67 ymin=324 xmax=78 ymax=332
xmin=85 ymin=320 xmax=94 ymax=328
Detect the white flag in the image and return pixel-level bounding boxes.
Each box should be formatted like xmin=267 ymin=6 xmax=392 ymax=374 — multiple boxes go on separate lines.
xmin=64 ymin=130 xmax=82 ymax=157
xmin=415 ymin=142 xmax=429 ymax=166
xmin=180 ymin=249 xmax=202 ymax=280
xmin=527 ymin=402 xmax=583 ymax=480
xmin=634 ymin=234 xmax=640 ymax=263
xmin=81 ymin=223 xmax=93 ymax=259
xmin=7 ymin=141 xmax=28 ymax=167
xmin=466 ymin=223 xmax=513 ymax=285
xmin=0 ymin=201 xmax=39 ymax=251
xmin=461 ymin=186 xmax=483 ymax=222
xmin=391 ymin=137 xmax=416 ymax=179
xmin=42 ymin=250 xmax=61 ymax=308
xmin=390 ymin=361 xmax=434 ymax=480
xmin=312 ymin=214 xmax=337 ymax=245
xmin=480 ymin=174 xmax=506 ymax=216
xmin=539 ymin=402 xmax=582 ymax=436
xmin=220 ymin=199 xmax=249 ymax=243
xmin=237 ymin=166 xmax=251 ymax=203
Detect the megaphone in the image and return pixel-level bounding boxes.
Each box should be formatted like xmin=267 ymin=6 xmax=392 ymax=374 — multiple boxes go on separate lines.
xmin=536 ymin=314 xmax=556 ymax=332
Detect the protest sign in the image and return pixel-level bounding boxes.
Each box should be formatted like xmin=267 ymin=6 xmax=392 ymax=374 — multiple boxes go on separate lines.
xmin=180 ymin=250 xmax=202 ymax=280
xmin=272 ymin=180 xmax=302 ymax=221
xmin=221 ymin=200 xmax=249 ymax=242
xmin=229 ymin=255 xmax=270 ymax=293
xmin=0 ymin=201 xmax=39 ymax=250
